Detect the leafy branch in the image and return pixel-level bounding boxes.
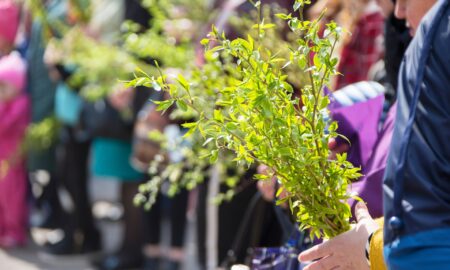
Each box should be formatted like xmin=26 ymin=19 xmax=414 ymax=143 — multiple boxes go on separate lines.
xmin=137 ymin=1 xmax=361 ymax=239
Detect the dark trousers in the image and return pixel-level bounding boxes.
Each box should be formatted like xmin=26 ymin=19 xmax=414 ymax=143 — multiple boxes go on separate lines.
xmin=56 ymin=127 xmax=98 ymax=244
xmin=144 ymin=189 xmax=189 ymax=248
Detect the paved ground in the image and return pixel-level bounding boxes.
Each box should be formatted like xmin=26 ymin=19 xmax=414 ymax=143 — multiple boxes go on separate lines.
xmin=0 ymin=223 xmax=199 ymax=270
xmin=0 ymin=180 xmax=200 ymax=270
xmin=0 ymin=243 xmax=94 ymax=270
xmin=0 ymin=221 xmax=199 ymax=270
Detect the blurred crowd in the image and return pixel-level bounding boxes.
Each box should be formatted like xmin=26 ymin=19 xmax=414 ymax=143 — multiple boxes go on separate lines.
xmin=0 ymin=0 xmax=421 ymax=269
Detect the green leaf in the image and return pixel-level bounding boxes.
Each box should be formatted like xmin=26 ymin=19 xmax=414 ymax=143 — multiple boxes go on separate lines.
xmin=135 ymin=77 xmax=147 ymax=86
xmin=261 ymin=23 xmax=276 ymax=29
xmin=210 ymin=150 xmax=218 ymax=163
xmin=176 ymin=74 xmax=190 ymax=91
xmin=154 ymin=99 xmax=174 ymax=111
xmin=182 ymin=122 xmax=197 ymax=128
xmin=200 ymin=38 xmax=209 ymax=46
xmin=213 ymin=109 xmax=224 ymax=123
xmin=176 ymin=100 xmax=188 ymax=111
xmin=134 ymin=66 xmax=149 ymax=77
xmin=254 ymin=174 xmax=270 ymax=180
xmin=275 ymin=13 xmax=292 ymax=20
xmin=276 ymin=186 xmax=284 ymax=197
xmin=211 ymin=25 xmax=218 ymax=37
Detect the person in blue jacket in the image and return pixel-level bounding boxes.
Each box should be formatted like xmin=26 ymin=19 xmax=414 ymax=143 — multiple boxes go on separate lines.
xmin=298 ymin=0 xmax=450 ymax=269
xmin=382 ymin=0 xmax=450 ymax=268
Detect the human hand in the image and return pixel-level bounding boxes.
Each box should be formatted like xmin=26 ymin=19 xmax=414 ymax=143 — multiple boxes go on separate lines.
xmin=256 ymin=164 xmax=288 ymax=206
xmin=257 ymin=181 xmax=277 ymax=203
xmin=257 ymin=164 xmax=278 ymax=201
xmin=328 ymin=137 xmax=349 ymax=160
xmin=298 ymin=202 xmax=379 ymax=270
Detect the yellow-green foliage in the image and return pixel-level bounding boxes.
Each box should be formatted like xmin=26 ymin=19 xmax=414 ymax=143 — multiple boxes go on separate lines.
xmin=139 ymin=1 xmax=361 ymax=239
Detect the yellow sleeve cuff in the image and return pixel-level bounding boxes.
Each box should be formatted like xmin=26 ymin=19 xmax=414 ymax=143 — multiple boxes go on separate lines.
xmin=369 ymin=218 xmax=386 ymax=270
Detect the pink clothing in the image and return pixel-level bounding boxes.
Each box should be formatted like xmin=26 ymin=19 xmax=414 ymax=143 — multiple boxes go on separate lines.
xmin=0 ymin=52 xmax=26 ymax=92
xmin=0 ymin=0 xmax=20 ymax=45
xmin=0 ymin=93 xmax=30 ymax=246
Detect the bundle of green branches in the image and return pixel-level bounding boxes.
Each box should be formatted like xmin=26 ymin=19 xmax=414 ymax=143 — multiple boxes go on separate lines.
xmin=136 ymin=0 xmax=361 ymax=239
xmin=130 ymin=0 xmax=311 ymax=210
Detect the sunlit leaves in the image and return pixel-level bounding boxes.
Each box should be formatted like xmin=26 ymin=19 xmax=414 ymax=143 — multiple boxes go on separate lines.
xmin=131 ymin=2 xmax=360 ymax=239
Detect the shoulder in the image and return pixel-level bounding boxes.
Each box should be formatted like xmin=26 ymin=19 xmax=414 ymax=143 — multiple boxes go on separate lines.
xmin=432 ymin=3 xmax=450 ymax=52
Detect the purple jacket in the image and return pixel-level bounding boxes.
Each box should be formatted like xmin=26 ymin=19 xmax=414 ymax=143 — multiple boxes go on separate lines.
xmin=331 ymin=96 xmax=395 ymax=219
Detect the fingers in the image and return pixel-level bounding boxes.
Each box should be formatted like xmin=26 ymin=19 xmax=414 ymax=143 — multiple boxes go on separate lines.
xmin=328 ymin=138 xmax=349 ymax=160
xmin=302 ymin=254 xmax=339 ymax=270
xmin=257 ymin=180 xmax=274 ymax=201
xmin=257 ymin=164 xmax=269 ymax=174
xmin=328 ymin=138 xmax=337 ymax=150
xmin=298 ymin=240 xmax=333 ymax=263
xmin=334 ymin=143 xmax=350 ymax=154
xmin=355 ymin=202 xmax=371 ymax=223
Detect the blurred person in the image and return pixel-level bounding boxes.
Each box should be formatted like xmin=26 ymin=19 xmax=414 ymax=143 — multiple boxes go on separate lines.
xmin=0 ymin=0 xmax=30 ymax=249
xmin=26 ymin=0 xmax=66 ymax=231
xmin=41 ymin=8 xmax=100 ymax=255
xmin=84 ymin=85 xmax=150 ymax=270
xmin=46 ymin=72 xmax=100 ymax=255
xmin=0 ymin=51 xmax=30 ymax=248
xmin=40 ymin=0 xmax=127 ymax=255
xmin=335 ymin=0 xmax=384 ymax=89
xmin=368 ymin=0 xmax=411 ymax=111
xmin=377 ymin=0 xmax=411 ymax=108
xmin=0 ymin=0 xmax=20 ymax=56
xmin=120 ymin=3 xmax=192 ymax=270
xmin=128 ymin=90 xmax=190 ymax=270
xmin=142 ymin=181 xmax=189 ymax=270
xmin=124 ymin=0 xmax=152 ymax=30
xmin=382 ymin=0 xmax=449 ymax=268
xmin=309 ymin=0 xmax=385 ymax=90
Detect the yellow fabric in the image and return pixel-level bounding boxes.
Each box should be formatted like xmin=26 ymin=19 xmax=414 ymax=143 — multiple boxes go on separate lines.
xmin=370 ymin=218 xmax=386 ymax=270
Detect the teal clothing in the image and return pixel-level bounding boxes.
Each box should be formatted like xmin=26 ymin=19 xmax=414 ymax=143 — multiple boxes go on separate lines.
xmin=26 ymin=0 xmax=66 ymax=172
xmin=91 ymin=138 xmax=143 ymax=181
xmin=27 ymin=0 xmax=66 ymax=122
xmin=55 ymin=82 xmax=82 ymax=126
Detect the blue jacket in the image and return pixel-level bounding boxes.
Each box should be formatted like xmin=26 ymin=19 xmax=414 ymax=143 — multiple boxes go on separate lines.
xmin=383 ymin=0 xmax=450 ymax=244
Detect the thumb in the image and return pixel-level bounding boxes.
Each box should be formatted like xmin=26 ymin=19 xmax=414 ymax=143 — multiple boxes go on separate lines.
xmin=355 ymin=202 xmax=371 ymax=223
